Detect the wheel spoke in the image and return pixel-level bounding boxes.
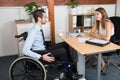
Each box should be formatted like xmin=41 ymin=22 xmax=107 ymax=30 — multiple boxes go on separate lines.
xmin=10 ymin=58 xmax=46 ymax=80
xmin=13 ymin=65 xmax=25 ymax=73
xmin=13 ymin=73 xmax=25 ymax=77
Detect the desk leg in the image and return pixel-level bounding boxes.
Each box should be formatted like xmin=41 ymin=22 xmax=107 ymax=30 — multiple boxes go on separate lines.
xmin=97 ymin=53 xmax=102 ymax=80
xmin=77 ymin=53 xmax=85 ymax=78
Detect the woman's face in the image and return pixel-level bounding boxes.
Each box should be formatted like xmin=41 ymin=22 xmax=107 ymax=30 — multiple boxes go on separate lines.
xmin=95 ymin=11 xmax=102 ymax=21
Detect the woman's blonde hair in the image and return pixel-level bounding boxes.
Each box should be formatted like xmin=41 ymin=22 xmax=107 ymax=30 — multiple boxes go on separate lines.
xmin=95 ymin=7 xmax=109 ymax=30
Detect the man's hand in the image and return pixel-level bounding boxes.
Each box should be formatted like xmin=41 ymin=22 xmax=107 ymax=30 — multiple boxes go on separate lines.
xmin=42 ymin=53 xmax=55 ymax=62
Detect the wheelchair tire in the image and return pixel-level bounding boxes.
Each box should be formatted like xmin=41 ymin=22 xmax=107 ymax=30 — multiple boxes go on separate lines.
xmin=9 ymin=56 xmax=46 ymax=80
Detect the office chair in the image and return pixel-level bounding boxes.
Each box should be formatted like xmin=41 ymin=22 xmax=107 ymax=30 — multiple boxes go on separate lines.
xmin=102 ymin=16 xmax=120 ymax=74
xmin=110 ymin=16 xmax=120 ymax=56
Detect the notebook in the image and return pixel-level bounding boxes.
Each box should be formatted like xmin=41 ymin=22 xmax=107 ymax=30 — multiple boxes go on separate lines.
xmin=85 ymin=38 xmax=110 ymax=46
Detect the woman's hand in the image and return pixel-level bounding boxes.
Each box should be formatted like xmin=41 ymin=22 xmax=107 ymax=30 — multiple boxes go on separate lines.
xmin=90 ymin=33 xmax=99 ymax=38
xmin=96 ymin=34 xmax=109 ymax=40
xmin=42 ymin=53 xmax=55 ymax=62
xmin=95 ymin=34 xmax=101 ymax=39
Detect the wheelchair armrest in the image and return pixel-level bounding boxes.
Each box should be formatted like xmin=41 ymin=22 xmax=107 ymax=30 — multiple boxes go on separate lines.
xmin=15 ymin=32 xmax=28 ymax=40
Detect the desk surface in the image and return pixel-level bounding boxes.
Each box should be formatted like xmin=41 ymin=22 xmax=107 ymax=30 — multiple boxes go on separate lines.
xmin=59 ymin=33 xmax=120 ymax=55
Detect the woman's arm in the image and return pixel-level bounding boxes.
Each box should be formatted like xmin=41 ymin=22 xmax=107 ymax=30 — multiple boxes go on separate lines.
xmin=89 ymin=24 xmax=98 ymax=37
xmin=89 ymin=20 xmax=113 ymax=41
xmin=98 ymin=21 xmax=113 ymax=41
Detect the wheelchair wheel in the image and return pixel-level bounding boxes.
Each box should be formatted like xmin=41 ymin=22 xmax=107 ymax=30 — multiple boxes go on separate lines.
xmin=9 ymin=56 xmax=46 ymax=80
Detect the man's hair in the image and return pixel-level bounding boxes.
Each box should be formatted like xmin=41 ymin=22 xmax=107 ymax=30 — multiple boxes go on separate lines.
xmin=33 ymin=9 xmax=45 ymax=22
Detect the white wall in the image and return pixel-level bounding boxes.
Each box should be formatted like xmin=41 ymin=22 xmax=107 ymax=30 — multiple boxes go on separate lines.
xmin=116 ymin=0 xmax=120 ymax=16
xmin=0 ymin=4 xmax=116 ymax=56
xmin=0 ymin=7 xmax=28 ymax=56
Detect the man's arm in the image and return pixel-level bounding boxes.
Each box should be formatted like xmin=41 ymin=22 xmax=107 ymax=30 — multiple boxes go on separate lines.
xmin=22 ymin=30 xmax=41 ymax=60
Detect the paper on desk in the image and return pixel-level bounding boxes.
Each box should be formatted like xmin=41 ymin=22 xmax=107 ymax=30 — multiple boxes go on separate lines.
xmin=69 ymin=33 xmax=80 ymax=36
xmin=69 ymin=32 xmax=85 ymax=37
xmin=78 ymin=37 xmax=90 ymax=42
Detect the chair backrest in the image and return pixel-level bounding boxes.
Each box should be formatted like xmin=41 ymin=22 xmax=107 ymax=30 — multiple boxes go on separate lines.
xmin=109 ymin=16 xmax=120 ymax=40
xmin=103 ymin=16 xmax=120 ymax=56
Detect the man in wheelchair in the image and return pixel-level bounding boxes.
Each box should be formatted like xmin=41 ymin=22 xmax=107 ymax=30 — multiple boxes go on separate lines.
xmin=21 ymin=9 xmax=82 ymax=80
xmin=22 ymin=9 xmax=70 ymax=65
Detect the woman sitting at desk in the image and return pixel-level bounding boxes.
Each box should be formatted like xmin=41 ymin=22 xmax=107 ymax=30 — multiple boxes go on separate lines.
xmin=89 ymin=7 xmax=114 ymax=72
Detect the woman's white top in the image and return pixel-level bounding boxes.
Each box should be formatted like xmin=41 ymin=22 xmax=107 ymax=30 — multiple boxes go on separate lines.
xmin=99 ymin=20 xmax=114 ymax=36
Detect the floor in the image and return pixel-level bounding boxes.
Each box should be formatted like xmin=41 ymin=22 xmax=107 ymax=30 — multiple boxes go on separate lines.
xmin=85 ymin=55 xmax=120 ymax=80
xmin=0 ymin=54 xmax=120 ymax=80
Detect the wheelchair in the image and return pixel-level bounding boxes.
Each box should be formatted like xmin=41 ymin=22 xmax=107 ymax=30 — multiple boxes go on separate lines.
xmin=9 ymin=32 xmax=82 ymax=80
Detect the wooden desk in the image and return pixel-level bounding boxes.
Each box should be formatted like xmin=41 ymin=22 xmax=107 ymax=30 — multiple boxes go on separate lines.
xmin=58 ymin=33 xmax=120 ymax=80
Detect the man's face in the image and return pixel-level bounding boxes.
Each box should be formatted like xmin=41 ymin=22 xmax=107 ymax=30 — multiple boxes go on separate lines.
xmin=41 ymin=13 xmax=47 ymax=24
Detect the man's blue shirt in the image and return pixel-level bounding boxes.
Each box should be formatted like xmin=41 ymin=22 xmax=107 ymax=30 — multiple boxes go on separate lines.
xmin=22 ymin=24 xmax=45 ymax=60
